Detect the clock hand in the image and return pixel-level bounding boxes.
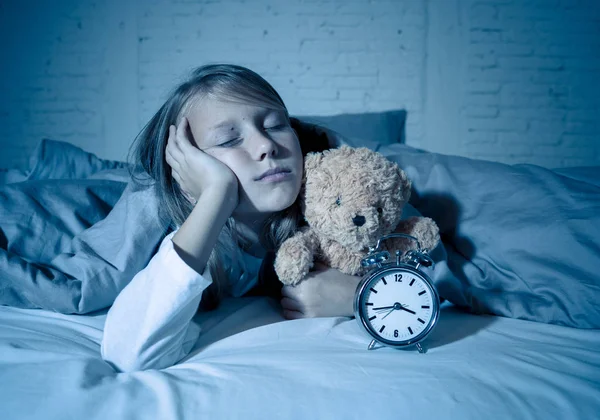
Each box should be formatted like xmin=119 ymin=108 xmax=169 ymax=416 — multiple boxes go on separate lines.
xmin=374 ymin=303 xmax=413 ymax=316
xmin=374 ymin=302 xmax=411 ymax=311
xmin=381 ymin=308 xmax=395 ymax=320
xmin=373 ymin=305 xmax=395 ymax=311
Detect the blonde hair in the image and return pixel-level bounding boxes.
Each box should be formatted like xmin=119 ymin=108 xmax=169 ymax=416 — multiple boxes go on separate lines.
xmin=128 ymin=64 xmax=306 ymax=310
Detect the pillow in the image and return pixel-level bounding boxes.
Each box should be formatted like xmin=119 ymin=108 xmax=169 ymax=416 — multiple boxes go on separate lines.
xmin=24 ymin=138 xmax=129 ymax=181
xmin=377 ymin=143 xmax=600 ymax=329
xmin=293 ymin=109 xmax=406 ymax=150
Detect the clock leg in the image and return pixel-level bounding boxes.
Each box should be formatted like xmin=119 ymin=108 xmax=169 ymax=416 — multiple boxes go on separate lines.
xmin=368 ymin=340 xmax=377 ymax=350
xmin=416 ymin=343 xmax=426 ymax=354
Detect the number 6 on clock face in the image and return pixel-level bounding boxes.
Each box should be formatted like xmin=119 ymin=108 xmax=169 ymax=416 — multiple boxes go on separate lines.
xmin=354 ymin=264 xmax=440 ymax=352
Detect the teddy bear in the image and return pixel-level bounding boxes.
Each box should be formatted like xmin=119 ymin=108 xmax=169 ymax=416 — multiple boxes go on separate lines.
xmin=274 ymin=145 xmax=440 ymax=286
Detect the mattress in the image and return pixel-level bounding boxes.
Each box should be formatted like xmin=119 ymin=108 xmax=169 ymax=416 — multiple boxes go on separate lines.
xmin=1 ymin=297 xmax=598 ymax=419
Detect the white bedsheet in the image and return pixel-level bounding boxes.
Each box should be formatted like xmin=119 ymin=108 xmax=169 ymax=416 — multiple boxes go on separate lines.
xmin=1 ymin=298 xmax=599 ymax=420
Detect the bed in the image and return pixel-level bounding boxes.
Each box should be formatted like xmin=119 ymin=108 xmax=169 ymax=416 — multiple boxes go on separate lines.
xmin=1 ymin=112 xmax=599 ymax=419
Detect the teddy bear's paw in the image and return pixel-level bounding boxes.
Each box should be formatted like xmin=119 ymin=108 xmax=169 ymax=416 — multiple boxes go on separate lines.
xmin=394 ymin=217 xmax=440 ymax=252
xmin=274 ymin=261 xmax=310 ymax=286
xmin=413 ymin=217 xmax=440 ymax=251
xmin=274 ymin=241 xmax=314 ymax=285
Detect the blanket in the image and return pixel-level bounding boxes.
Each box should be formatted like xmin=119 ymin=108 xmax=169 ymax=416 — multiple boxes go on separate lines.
xmin=379 ymin=143 xmax=600 ymax=328
xmin=1 ymin=136 xmax=599 ymax=329
xmin=0 ymin=139 xmax=170 ymax=313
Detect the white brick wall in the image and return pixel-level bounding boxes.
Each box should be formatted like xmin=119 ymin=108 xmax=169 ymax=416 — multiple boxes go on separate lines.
xmin=1 ymin=0 xmax=598 ymax=169
xmin=457 ymin=0 xmax=600 ymax=167
xmin=136 ymin=0 xmax=427 ymax=144
xmin=0 ymin=0 xmax=139 ymax=167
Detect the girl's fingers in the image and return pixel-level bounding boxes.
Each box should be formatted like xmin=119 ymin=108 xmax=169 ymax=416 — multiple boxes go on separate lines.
xmin=171 ymin=168 xmax=182 ymax=185
xmin=168 ymin=124 xmax=176 ymax=144
xmin=176 ymin=117 xmax=191 ymax=149
xmin=282 ymin=309 xmax=304 ymax=320
xmin=165 ymin=143 xmax=180 ymax=170
xmin=167 ymin=127 xmax=186 ymax=163
xmin=165 ymin=144 xmax=174 ymax=166
xmin=280 ymin=285 xmax=301 ymax=299
xmin=280 ymin=297 xmax=303 ymax=312
xmin=166 ymin=139 xmax=183 ymax=163
xmin=170 ymin=124 xmax=184 ymax=154
xmin=177 ymin=117 xmax=199 ymax=150
xmin=167 ymin=124 xmax=195 ymax=200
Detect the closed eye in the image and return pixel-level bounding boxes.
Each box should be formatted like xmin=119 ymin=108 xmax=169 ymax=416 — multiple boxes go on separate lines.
xmin=217 ymin=137 xmax=243 ymax=147
xmin=264 ymin=124 xmax=287 ymax=131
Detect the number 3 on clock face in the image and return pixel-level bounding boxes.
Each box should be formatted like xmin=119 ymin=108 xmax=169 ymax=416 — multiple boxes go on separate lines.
xmin=355 ymin=265 xmax=440 ymax=351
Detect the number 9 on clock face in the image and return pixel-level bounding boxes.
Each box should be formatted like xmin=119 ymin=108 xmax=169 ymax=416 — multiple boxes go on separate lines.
xmin=354 ymin=265 xmax=440 ymax=349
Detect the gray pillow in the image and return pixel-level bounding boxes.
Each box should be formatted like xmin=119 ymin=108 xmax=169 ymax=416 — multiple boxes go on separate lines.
xmin=1 ymin=139 xmax=128 ymax=184
xmin=24 ymin=138 xmax=129 ymax=180
xmin=378 ymin=143 xmax=600 ymax=329
xmin=294 ymin=109 xmax=406 ymax=150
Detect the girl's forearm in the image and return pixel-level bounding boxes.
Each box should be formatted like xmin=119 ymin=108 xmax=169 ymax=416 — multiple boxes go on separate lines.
xmin=172 ymin=186 xmax=237 ymax=274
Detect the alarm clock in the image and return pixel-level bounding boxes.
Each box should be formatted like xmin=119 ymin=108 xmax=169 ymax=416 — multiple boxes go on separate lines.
xmin=354 ymin=233 xmax=440 ymax=353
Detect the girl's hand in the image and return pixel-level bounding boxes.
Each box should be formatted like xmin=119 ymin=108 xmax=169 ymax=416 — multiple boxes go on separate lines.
xmin=165 ymin=117 xmax=238 ymax=205
xmin=280 ymin=263 xmax=362 ymax=319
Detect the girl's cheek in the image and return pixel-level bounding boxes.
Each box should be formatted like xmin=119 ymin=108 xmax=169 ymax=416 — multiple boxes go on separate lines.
xmin=206 ymin=148 xmax=226 ymax=160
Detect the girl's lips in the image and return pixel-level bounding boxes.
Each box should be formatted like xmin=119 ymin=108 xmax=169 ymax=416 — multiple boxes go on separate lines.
xmin=258 ymin=171 xmax=292 ymax=182
xmin=256 ymin=167 xmax=291 ymax=181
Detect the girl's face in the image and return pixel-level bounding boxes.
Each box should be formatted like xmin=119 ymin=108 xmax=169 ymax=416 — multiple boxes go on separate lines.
xmin=185 ymin=96 xmax=304 ymax=219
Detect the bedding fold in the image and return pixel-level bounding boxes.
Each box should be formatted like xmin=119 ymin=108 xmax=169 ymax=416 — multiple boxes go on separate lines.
xmin=0 ymin=140 xmax=170 ymax=313
xmin=2 ymin=136 xmax=599 ymax=328
xmin=378 ymin=143 xmax=600 ymax=328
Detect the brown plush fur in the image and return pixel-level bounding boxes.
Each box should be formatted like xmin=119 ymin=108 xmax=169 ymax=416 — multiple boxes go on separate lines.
xmin=274 ymin=146 xmax=440 ymax=286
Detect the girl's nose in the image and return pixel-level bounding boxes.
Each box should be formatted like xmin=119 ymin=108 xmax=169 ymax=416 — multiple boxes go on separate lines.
xmin=254 ymin=132 xmax=278 ymax=161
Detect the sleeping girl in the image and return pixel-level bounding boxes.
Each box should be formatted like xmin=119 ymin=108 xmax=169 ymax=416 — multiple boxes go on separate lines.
xmin=101 ymin=64 xmax=361 ymax=372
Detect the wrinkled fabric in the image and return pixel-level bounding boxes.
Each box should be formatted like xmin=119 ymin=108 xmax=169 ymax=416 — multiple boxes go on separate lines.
xmin=1 ymin=298 xmax=600 ymax=419
xmin=0 ymin=139 xmax=170 ymax=313
xmin=379 ymin=143 xmax=600 ymax=328
xmin=2 ymin=136 xmax=599 ymax=327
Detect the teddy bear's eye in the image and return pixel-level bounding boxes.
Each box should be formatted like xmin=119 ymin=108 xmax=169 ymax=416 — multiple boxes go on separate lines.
xmin=335 ymin=197 xmax=341 ymax=206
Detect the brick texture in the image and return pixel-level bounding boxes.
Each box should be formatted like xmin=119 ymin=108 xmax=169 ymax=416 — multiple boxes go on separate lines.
xmin=459 ymin=0 xmax=600 ymax=167
xmin=136 ymin=0 xmax=427 ymax=145
xmin=0 ymin=0 xmax=598 ymax=169
xmin=0 ymin=0 xmax=112 ymax=168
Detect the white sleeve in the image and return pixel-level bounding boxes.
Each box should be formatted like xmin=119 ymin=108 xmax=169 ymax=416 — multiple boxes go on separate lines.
xmin=101 ymin=232 xmax=212 ymax=372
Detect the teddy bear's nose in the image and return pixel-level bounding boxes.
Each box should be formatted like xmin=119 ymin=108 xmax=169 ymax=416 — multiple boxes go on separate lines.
xmin=352 ymin=215 xmax=366 ymax=227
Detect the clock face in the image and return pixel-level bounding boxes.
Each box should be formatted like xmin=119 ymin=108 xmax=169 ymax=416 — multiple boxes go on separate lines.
xmin=357 ymin=266 xmax=439 ymax=346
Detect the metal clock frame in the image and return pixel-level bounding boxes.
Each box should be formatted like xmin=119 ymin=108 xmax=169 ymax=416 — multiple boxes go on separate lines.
xmin=353 ymin=233 xmax=441 ymax=353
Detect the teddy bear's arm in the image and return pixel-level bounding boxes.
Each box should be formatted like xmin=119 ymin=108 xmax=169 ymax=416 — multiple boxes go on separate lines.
xmin=274 ymin=228 xmax=322 ymax=286
xmin=390 ymin=216 xmax=440 ymax=253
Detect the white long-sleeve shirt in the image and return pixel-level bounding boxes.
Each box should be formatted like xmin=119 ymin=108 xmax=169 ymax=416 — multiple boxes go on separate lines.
xmin=101 ymin=231 xmax=262 ymax=372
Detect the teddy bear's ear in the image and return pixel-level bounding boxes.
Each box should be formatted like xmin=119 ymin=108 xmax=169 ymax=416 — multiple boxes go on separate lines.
xmin=304 ymin=151 xmax=324 ymax=172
